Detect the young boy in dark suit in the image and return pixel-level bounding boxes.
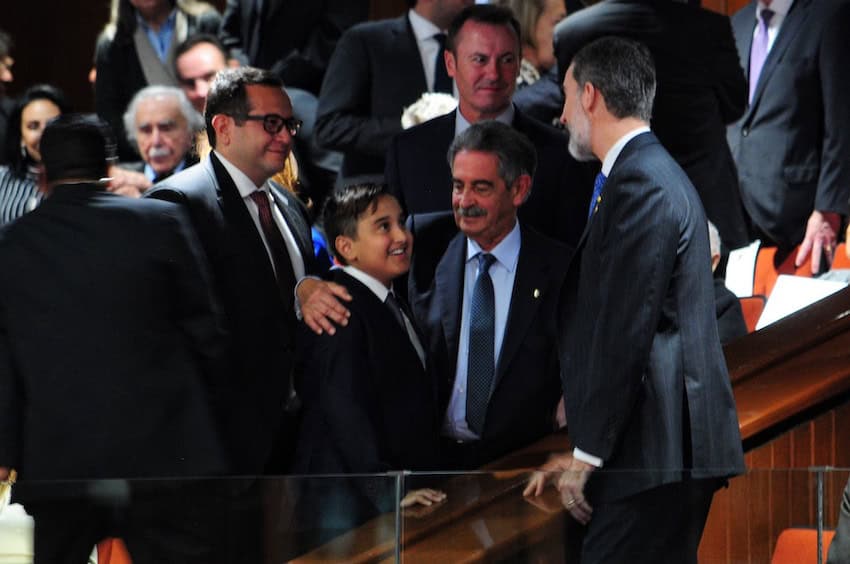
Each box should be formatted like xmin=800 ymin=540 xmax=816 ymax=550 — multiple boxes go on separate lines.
xmin=293 ymin=183 xmax=444 ymax=548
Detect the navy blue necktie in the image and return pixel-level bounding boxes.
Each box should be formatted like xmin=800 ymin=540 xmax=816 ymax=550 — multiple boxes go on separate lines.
xmin=433 ymin=33 xmax=453 ymax=94
xmin=466 ymin=253 xmax=496 ymax=435
xmin=588 ymin=172 xmax=606 ymax=219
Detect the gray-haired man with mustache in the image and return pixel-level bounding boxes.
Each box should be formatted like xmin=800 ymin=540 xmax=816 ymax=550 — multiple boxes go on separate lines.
xmin=406 ymin=120 xmax=570 ymax=470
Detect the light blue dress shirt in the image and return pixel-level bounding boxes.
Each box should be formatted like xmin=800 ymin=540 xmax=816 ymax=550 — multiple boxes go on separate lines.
xmin=137 ymin=10 xmax=176 ymax=63
xmin=443 ymin=221 xmax=521 ymax=440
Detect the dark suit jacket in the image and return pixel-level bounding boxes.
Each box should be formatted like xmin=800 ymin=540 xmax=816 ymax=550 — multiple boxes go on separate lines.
xmin=316 ymin=14 xmax=428 ymax=178
xmin=553 ymin=0 xmax=750 ymax=249
xmin=219 ymin=0 xmax=368 ymax=95
xmin=294 ymin=269 xmax=438 ymax=475
xmin=559 ymin=132 xmax=744 ymax=504
xmin=408 ymin=213 xmax=568 ymax=467
xmin=728 ymin=0 xmax=850 ymax=249
xmin=94 ymin=9 xmax=222 ymax=161
xmin=386 ymin=109 xmax=595 ymax=247
xmin=146 ymin=153 xmax=318 ymax=474
xmin=714 ymin=277 xmax=747 ymax=344
xmin=0 ymin=185 xmax=227 ymax=480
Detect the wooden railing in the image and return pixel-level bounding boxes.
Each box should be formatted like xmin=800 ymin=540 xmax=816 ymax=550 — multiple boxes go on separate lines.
xmin=294 ymin=287 xmax=850 ymax=563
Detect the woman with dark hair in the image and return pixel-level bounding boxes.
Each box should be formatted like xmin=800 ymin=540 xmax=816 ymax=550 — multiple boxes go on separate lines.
xmin=94 ymin=0 xmax=221 ymax=160
xmin=0 ymin=84 xmax=70 ymax=225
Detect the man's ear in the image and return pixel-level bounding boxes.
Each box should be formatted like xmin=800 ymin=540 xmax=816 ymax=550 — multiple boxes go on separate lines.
xmin=581 ymin=81 xmax=596 ymax=114
xmin=211 ymin=114 xmax=231 ymax=146
xmin=511 ymin=174 xmax=532 ymax=206
xmin=444 ymin=49 xmax=457 ymax=79
xmin=335 ymin=235 xmax=356 ymax=264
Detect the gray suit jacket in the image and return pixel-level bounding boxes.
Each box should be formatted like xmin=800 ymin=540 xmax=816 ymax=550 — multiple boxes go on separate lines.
xmin=147 ymin=153 xmax=317 ymax=473
xmin=727 ymin=0 xmax=850 ymax=249
xmin=558 ymin=132 xmax=745 ymax=503
xmin=315 ymin=14 xmax=428 ymax=178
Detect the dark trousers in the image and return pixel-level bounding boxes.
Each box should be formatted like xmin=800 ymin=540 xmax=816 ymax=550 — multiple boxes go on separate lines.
xmin=566 ymin=478 xmax=722 ymax=564
xmin=26 ymin=481 xmax=226 ymax=564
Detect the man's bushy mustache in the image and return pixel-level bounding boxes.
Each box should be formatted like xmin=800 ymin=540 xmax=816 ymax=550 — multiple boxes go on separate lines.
xmin=455 ymin=206 xmax=487 ymax=218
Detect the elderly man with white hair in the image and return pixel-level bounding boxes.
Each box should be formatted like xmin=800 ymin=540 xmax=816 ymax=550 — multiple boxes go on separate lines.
xmin=123 ymin=85 xmax=204 ymax=183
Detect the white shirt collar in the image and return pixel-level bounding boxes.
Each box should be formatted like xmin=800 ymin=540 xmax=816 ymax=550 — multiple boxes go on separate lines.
xmin=601 ymin=126 xmax=650 ymax=176
xmin=465 ymin=219 xmax=521 ymax=272
xmin=339 ymin=265 xmax=392 ymax=301
xmin=408 ymin=8 xmax=442 ymax=41
xmin=454 ymin=104 xmax=515 ymax=137
xmin=213 ymin=151 xmax=268 ymax=196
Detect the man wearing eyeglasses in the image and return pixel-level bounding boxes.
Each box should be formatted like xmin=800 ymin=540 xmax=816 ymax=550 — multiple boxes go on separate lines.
xmin=148 ymin=67 xmax=351 ymax=478
xmin=147 ymin=66 xmax=351 ymax=560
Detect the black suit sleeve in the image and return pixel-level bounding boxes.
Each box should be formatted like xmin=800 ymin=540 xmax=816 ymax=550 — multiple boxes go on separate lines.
xmin=0 ymin=285 xmax=20 ymax=470
xmin=814 ymin=1 xmax=850 ymax=214
xmin=710 ymin=14 xmax=747 ymax=123
xmin=315 ymin=28 xmax=404 ymax=157
xmin=271 ymin=0 xmax=369 ymax=92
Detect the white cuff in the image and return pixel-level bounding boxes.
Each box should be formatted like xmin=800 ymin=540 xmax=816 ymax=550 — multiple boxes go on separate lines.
xmin=573 ymin=447 xmax=603 ymax=468
xmin=293 ymin=275 xmax=321 ymax=321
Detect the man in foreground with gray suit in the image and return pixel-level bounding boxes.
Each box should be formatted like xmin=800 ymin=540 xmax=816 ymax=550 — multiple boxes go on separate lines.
xmin=728 ymin=0 xmax=850 ymax=273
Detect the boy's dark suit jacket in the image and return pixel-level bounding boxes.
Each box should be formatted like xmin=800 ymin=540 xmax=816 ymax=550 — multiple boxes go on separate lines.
xmin=294 ymin=268 xmax=438 ymax=476
xmin=386 ymin=109 xmax=594 ymax=247
xmin=0 ymin=185 xmax=226 ymax=480
xmin=407 ymin=212 xmax=568 ymax=467
xmin=291 ymin=269 xmax=437 ymax=553
xmin=558 ymin=132 xmax=745 ymax=506
xmin=147 ymin=153 xmax=318 ymax=474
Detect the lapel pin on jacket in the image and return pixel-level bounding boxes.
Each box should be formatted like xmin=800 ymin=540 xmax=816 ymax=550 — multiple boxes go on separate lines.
xmin=533 ymin=288 xmax=541 ymax=299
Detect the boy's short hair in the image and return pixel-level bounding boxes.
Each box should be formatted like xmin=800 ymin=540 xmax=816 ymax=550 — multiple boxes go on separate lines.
xmin=322 ymin=182 xmax=392 ymax=265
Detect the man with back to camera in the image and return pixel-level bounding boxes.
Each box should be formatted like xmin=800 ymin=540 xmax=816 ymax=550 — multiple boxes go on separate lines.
xmin=0 ymin=113 xmax=228 ymax=562
xmin=525 ymin=37 xmax=745 ymax=563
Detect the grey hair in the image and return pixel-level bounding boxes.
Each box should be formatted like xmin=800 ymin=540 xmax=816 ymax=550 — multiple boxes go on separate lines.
xmin=447 ymin=120 xmax=537 ymax=191
xmin=571 ymin=36 xmax=655 ymax=122
xmin=707 ymin=220 xmax=721 ymax=259
xmin=123 ymin=85 xmax=204 ymax=146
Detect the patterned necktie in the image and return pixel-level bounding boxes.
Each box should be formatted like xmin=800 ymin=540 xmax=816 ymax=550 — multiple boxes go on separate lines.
xmin=433 ymin=33 xmax=453 ymax=94
xmin=466 ymin=253 xmax=497 ymax=436
xmin=588 ymin=172 xmax=606 ymax=219
xmin=748 ymin=8 xmax=775 ymax=103
xmin=249 ymin=190 xmax=296 ymax=304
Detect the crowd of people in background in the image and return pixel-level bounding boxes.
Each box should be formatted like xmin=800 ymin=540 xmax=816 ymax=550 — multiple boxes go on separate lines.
xmin=0 ymin=0 xmax=849 ymax=562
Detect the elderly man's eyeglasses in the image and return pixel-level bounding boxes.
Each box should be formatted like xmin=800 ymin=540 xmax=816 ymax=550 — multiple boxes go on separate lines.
xmin=240 ymin=114 xmax=302 ymax=136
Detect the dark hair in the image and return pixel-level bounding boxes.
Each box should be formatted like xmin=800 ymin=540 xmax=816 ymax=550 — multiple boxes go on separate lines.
xmin=446 ymin=5 xmax=521 ymax=54
xmin=447 ymin=120 xmax=537 ymax=190
xmin=174 ymin=32 xmax=227 ymax=74
xmin=204 ymin=66 xmax=284 ymax=147
xmin=4 ymin=84 xmax=71 ymax=178
xmin=0 ymin=29 xmax=12 ymax=59
xmin=40 ymin=114 xmax=115 ymax=183
xmin=571 ymin=36 xmax=655 ymax=122
xmin=321 ymin=182 xmax=392 ymax=265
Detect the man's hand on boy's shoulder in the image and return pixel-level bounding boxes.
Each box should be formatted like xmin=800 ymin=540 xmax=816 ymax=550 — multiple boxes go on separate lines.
xmin=297 ymin=277 xmax=352 ymax=335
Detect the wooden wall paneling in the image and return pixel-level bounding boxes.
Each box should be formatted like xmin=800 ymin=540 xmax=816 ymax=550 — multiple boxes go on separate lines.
xmin=749 ymin=447 xmax=774 ymax=563
xmin=835 ymin=403 xmax=850 ymax=467
xmin=698 ymin=484 xmax=731 ymax=561
xmin=770 ymin=434 xmax=793 ymax=555
xmin=790 ymin=423 xmax=815 ymax=525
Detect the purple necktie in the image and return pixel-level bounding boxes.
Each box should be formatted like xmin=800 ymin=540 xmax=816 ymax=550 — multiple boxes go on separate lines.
xmin=749 ymin=8 xmax=775 ymax=103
